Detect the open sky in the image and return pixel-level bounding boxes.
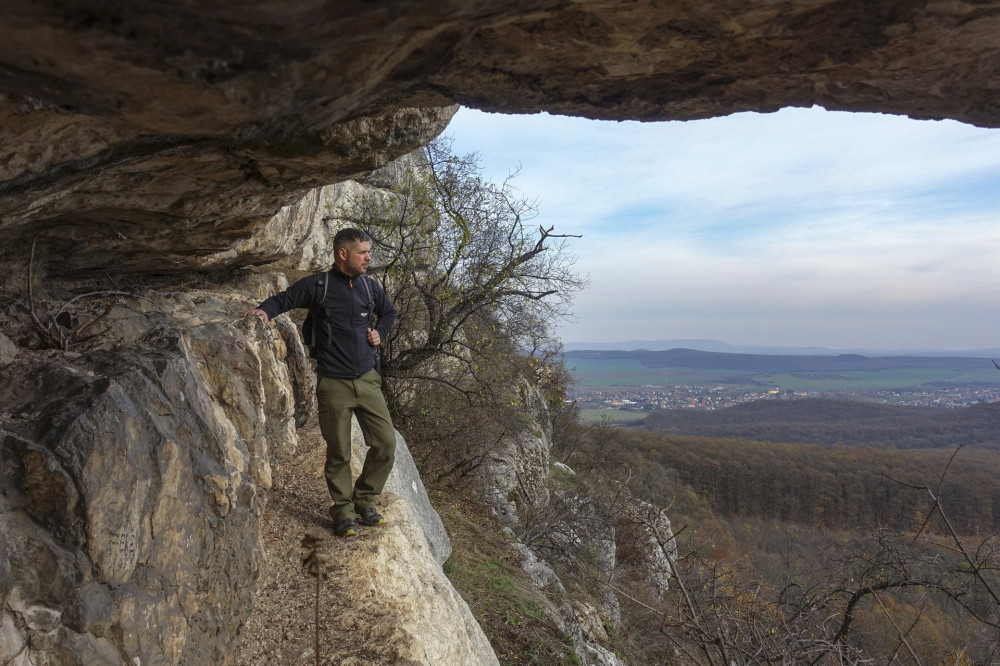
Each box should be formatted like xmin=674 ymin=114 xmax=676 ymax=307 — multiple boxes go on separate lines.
xmin=446 ymin=106 xmax=1000 ymax=353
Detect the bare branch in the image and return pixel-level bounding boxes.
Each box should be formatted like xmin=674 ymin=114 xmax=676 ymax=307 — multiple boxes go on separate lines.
xmin=873 ymin=591 xmax=925 ymax=666
xmin=23 ymin=237 xmax=141 ymax=351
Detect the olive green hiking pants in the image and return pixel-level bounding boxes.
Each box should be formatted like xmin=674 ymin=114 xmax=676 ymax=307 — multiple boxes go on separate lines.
xmin=316 ymin=370 xmax=396 ymax=522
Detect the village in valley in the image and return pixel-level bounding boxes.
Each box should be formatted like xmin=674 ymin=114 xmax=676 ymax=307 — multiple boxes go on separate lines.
xmin=569 ymin=383 xmax=1000 ymax=416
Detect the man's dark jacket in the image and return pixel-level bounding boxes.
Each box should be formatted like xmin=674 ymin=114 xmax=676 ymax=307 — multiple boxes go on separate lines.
xmin=256 ymin=268 xmax=397 ymax=379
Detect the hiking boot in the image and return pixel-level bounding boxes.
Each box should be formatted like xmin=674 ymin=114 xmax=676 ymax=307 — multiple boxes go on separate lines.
xmin=334 ymin=518 xmax=357 ymax=537
xmin=356 ymin=507 xmax=386 ymax=526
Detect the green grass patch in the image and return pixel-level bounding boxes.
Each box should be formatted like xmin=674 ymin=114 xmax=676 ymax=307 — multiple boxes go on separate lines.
xmin=429 ymin=488 xmax=575 ymax=665
xmin=752 ymin=368 xmax=983 ymax=391
xmin=945 ymin=368 xmax=1000 ymax=384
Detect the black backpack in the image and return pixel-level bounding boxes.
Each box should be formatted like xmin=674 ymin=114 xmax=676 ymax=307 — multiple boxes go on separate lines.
xmin=301 ymin=272 xmax=329 ymax=358
xmin=301 ymin=272 xmax=377 ymax=363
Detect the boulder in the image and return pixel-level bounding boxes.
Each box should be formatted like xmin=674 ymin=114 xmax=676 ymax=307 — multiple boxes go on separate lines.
xmin=354 ymin=423 xmax=453 ymax=566
xmin=339 ymin=496 xmax=498 ymax=666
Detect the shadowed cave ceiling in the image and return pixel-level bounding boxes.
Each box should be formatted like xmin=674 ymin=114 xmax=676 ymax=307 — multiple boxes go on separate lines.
xmin=1 ymin=0 xmax=998 ymax=278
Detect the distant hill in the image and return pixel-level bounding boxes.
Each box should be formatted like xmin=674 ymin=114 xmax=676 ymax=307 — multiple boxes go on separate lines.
xmin=564 ymin=339 xmax=746 ymax=353
xmin=564 ymin=348 xmax=993 ymax=374
xmin=563 ymin=340 xmax=1000 ymax=357
xmin=643 ymin=398 xmax=1000 ymax=449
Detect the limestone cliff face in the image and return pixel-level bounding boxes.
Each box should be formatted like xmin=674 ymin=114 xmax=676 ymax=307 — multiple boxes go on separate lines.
xmin=0 ymin=275 xmax=495 ymax=665
xmin=239 ymin=151 xmax=427 ymax=273
xmin=0 ymin=283 xmax=297 ymax=664
xmin=473 ymin=382 xmax=677 ymax=666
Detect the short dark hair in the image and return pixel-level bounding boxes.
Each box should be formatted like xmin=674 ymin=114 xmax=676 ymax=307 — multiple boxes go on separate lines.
xmin=333 ymin=228 xmax=371 ymax=252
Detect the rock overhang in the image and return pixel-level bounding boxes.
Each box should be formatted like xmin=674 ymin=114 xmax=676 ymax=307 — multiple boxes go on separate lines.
xmin=1 ymin=0 xmax=998 ymax=276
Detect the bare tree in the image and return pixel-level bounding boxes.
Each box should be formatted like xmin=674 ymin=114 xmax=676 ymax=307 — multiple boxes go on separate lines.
xmin=340 ymin=136 xmax=586 ymax=477
xmin=343 ymin=136 xmax=586 ymax=401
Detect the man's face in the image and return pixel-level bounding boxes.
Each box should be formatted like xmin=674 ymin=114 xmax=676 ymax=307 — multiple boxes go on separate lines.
xmin=339 ymin=240 xmax=371 ymax=275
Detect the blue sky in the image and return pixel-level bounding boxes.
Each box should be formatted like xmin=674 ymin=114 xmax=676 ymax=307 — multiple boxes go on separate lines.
xmin=445 ymin=106 xmax=1000 ymax=352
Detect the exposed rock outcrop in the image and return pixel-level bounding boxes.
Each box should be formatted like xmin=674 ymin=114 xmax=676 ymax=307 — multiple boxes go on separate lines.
xmin=475 ymin=382 xmax=554 ymax=526
xmin=378 ymin=428 xmax=453 ymax=567
xmin=0 ymin=278 xmax=490 ymax=665
xmin=472 ymin=381 xmax=676 ymax=665
xmin=342 ymin=494 xmax=495 ymax=666
xmin=0 ymin=103 xmax=455 ymax=285
xmin=0 ymin=293 xmax=287 ymax=663
xmin=239 ymin=150 xmax=427 ymax=273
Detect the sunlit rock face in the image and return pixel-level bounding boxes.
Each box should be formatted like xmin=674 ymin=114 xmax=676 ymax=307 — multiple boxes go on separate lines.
xmin=0 ymin=281 xmax=300 ymax=665
xmin=1 ymin=0 xmax=998 ymax=277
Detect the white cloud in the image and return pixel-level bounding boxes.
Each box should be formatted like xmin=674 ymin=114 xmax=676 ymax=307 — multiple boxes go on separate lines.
xmin=446 ymin=107 xmax=1000 ymax=350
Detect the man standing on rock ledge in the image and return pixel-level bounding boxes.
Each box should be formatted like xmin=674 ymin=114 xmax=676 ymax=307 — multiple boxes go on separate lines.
xmin=245 ymin=228 xmax=397 ymax=538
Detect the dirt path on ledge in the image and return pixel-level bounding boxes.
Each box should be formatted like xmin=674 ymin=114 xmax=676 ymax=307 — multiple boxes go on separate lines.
xmin=234 ymin=422 xmax=405 ymax=666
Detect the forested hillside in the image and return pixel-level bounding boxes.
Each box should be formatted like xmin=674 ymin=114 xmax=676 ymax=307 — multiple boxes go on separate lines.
xmin=611 ymin=430 xmax=1000 ymax=533
xmin=553 ymin=407 xmax=1000 ymax=664
xmin=644 ymin=398 xmax=1000 ymax=449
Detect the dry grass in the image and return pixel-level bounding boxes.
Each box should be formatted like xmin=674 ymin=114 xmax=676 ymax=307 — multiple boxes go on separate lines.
xmin=429 ymin=489 xmax=578 ymax=665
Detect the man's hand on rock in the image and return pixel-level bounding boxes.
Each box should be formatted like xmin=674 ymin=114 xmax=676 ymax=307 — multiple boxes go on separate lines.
xmin=244 ymin=309 xmax=269 ymax=324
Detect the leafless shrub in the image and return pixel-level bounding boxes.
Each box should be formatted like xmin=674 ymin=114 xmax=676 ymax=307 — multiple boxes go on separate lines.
xmin=604 ymin=446 xmax=1000 ymax=665
xmin=26 ymin=235 xmax=136 ymax=351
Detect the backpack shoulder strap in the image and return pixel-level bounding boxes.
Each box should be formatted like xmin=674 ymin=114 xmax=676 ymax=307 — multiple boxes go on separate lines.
xmin=315 ymin=271 xmax=329 ymax=307
xmin=303 ymin=272 xmax=329 ymax=357
xmin=361 ymin=275 xmax=375 ymax=325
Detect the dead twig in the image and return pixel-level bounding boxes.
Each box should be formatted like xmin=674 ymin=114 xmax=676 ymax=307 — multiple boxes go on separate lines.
xmin=873 ymin=591 xmax=925 ymax=666
xmin=884 ymin=446 xmax=1000 ymax=610
xmin=26 ymin=235 xmax=142 ymax=351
